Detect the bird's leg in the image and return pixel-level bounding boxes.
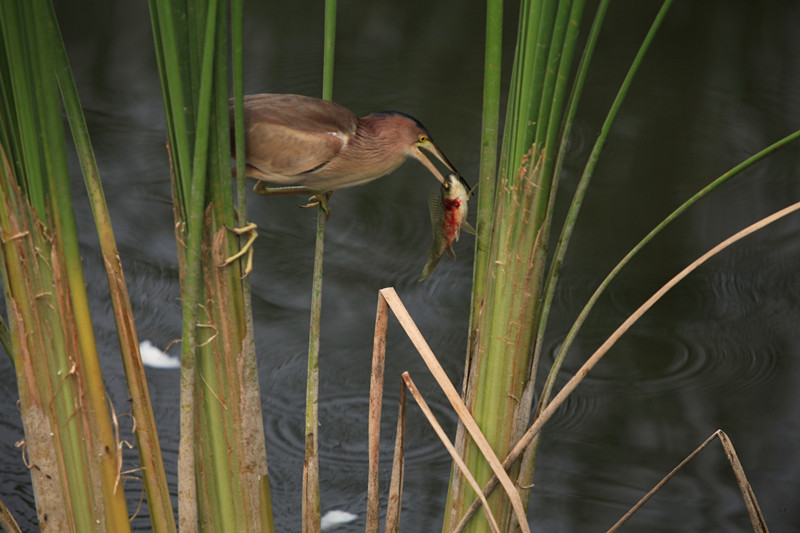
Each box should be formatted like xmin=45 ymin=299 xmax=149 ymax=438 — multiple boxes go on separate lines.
xmin=253 ymin=182 xmax=332 ymax=219
xmin=219 ymin=222 xmax=258 ymax=278
xmin=253 ymin=181 xmax=321 ymax=197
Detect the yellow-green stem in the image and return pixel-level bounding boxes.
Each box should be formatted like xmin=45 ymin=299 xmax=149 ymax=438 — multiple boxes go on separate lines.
xmin=303 ymin=2 xmax=336 ymax=531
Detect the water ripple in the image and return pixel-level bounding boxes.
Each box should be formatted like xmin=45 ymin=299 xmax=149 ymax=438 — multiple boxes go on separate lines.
xmin=264 ymin=392 xmax=457 ymax=470
xmin=547 ymin=320 xmax=784 ymax=403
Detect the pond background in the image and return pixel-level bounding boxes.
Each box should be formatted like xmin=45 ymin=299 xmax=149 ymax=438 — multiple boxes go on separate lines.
xmin=1 ymin=0 xmax=800 ymax=531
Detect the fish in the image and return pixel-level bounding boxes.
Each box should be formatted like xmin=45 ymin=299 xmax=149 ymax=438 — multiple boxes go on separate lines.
xmin=418 ymin=173 xmax=475 ymax=281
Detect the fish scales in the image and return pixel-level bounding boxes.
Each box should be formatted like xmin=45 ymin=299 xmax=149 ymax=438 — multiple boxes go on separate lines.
xmin=418 ymin=174 xmax=474 ymax=281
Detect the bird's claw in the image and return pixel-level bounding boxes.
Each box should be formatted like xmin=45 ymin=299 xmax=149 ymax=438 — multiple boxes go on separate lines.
xmin=218 ymin=222 xmax=258 ymax=278
xmin=299 ymin=192 xmax=332 ymax=220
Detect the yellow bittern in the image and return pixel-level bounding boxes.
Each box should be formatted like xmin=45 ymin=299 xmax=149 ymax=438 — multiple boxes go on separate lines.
xmin=222 ymin=93 xmax=461 ymax=275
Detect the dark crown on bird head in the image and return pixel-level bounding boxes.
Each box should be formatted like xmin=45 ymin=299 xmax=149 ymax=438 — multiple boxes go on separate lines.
xmin=371 ymin=111 xmax=429 ymax=132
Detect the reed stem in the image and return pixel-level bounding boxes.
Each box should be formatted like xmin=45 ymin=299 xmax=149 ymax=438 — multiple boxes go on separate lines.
xmin=303 ymin=2 xmax=337 ymax=531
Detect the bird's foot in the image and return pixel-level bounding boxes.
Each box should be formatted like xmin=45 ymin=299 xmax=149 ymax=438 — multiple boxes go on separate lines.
xmin=218 ymin=222 xmax=258 ymax=278
xmin=252 ymin=182 xmax=332 ymax=220
xmin=300 ymin=191 xmax=332 ymax=220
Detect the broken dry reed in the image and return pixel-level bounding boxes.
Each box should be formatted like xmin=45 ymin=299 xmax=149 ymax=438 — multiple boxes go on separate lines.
xmin=401 ymin=373 xmax=501 ymax=533
xmin=606 ymin=430 xmax=769 ymax=533
xmin=366 ymin=291 xmax=389 ymax=532
xmin=717 ymin=431 xmax=770 ymax=533
xmin=373 ymin=288 xmax=530 ymax=533
xmin=384 ymin=381 xmax=406 ymax=533
xmin=453 ymin=200 xmax=800 ymax=529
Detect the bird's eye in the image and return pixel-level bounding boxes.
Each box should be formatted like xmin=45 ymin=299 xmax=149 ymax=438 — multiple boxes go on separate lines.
xmin=418 ymin=134 xmax=428 ymax=143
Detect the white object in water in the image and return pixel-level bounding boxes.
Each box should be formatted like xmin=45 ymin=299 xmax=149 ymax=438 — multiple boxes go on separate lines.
xmin=320 ymin=510 xmax=358 ymax=530
xmin=139 ymin=340 xmax=181 ymax=369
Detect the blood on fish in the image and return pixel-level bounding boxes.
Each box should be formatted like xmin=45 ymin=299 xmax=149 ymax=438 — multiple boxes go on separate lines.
xmin=418 ymin=175 xmax=474 ymax=281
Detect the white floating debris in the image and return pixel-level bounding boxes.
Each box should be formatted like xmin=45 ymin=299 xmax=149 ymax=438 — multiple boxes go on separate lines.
xmin=321 ymin=510 xmax=358 ymax=530
xmin=139 ymin=340 xmax=180 ymax=369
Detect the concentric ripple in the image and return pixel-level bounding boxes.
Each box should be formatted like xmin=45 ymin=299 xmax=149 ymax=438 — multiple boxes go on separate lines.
xmin=545 ymin=318 xmax=784 ymax=402
xmin=264 ymin=392 xmax=458 ymax=470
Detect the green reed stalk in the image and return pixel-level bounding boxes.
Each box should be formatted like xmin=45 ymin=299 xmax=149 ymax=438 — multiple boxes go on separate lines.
xmin=449 ymin=0 xmax=503 ymax=524
xmin=47 ymin=1 xmax=176 ymax=529
xmin=522 ymin=0 xmax=672 ymax=494
xmin=0 ymin=0 xmax=132 ymax=529
xmin=446 ymin=1 xmax=577 ymax=530
xmin=232 ymin=0 xmax=249 ymax=232
xmin=0 ymin=318 xmax=11 ymax=356
xmin=303 ymin=210 xmax=324 ymax=533
xmin=148 ymin=0 xmax=272 ymax=530
xmin=0 ymin=171 xmax=96 ymax=531
xmin=467 ymin=0 xmax=503 ymax=344
xmin=450 ymin=2 xmax=683 ymax=529
xmin=446 ymin=1 xmax=586 ymax=530
xmin=527 ymin=0 xmax=610 ymax=395
xmin=452 ymin=1 xmax=800 ymax=528
xmin=303 ymin=3 xmax=337 ymax=531
xmin=231 ymin=0 xmax=275 ymax=529
xmin=322 ymin=0 xmax=337 ymax=102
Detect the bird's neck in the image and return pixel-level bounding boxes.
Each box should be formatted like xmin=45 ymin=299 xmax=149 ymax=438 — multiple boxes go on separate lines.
xmin=358 ymin=114 xmax=390 ymax=138
xmin=340 ymin=114 xmax=408 ymax=179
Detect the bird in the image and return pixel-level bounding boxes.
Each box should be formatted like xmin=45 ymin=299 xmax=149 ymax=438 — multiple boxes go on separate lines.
xmin=232 ymin=93 xmax=459 ymax=210
xmin=221 ymin=93 xmax=461 ymax=275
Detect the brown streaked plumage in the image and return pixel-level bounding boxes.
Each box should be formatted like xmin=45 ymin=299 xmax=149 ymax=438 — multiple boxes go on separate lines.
xmin=222 ymin=93 xmax=460 ymax=277
xmin=232 ymin=93 xmax=459 ymax=204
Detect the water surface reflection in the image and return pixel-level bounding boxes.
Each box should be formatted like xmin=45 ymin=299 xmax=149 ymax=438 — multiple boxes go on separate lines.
xmin=0 ymin=1 xmax=799 ymax=531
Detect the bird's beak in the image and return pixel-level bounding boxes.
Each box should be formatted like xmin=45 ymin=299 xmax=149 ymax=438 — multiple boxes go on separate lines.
xmin=414 ymin=139 xmax=459 ymax=185
xmin=457 ymin=174 xmax=473 ymax=195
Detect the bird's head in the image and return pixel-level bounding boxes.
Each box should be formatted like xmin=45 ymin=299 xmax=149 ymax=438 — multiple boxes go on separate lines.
xmin=370 ymin=111 xmax=459 ymax=184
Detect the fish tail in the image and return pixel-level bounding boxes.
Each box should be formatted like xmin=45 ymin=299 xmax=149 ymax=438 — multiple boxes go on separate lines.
xmin=418 ymin=251 xmax=443 ymax=281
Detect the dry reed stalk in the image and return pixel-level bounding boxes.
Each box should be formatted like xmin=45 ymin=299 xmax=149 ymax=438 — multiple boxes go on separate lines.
xmin=606 ymin=430 xmax=768 ymax=533
xmin=374 ymin=288 xmax=529 ymax=533
xmin=454 ymin=200 xmax=800 ymax=529
xmin=366 ymin=293 xmax=390 ymax=532
xmin=402 ymin=373 xmax=501 ymax=533
xmin=384 ymin=381 xmax=407 ymax=533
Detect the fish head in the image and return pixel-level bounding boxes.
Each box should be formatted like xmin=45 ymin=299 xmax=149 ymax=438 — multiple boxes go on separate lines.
xmin=442 ymin=173 xmax=471 ymax=203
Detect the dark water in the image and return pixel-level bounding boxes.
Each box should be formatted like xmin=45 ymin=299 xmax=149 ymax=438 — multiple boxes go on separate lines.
xmin=2 ymin=1 xmax=800 ymax=531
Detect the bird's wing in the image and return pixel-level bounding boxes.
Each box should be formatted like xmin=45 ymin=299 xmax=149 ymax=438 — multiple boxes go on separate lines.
xmin=243 ymin=94 xmax=358 ymax=135
xmin=238 ymin=94 xmax=359 ymax=178
xmin=245 ymin=122 xmax=344 ymax=178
